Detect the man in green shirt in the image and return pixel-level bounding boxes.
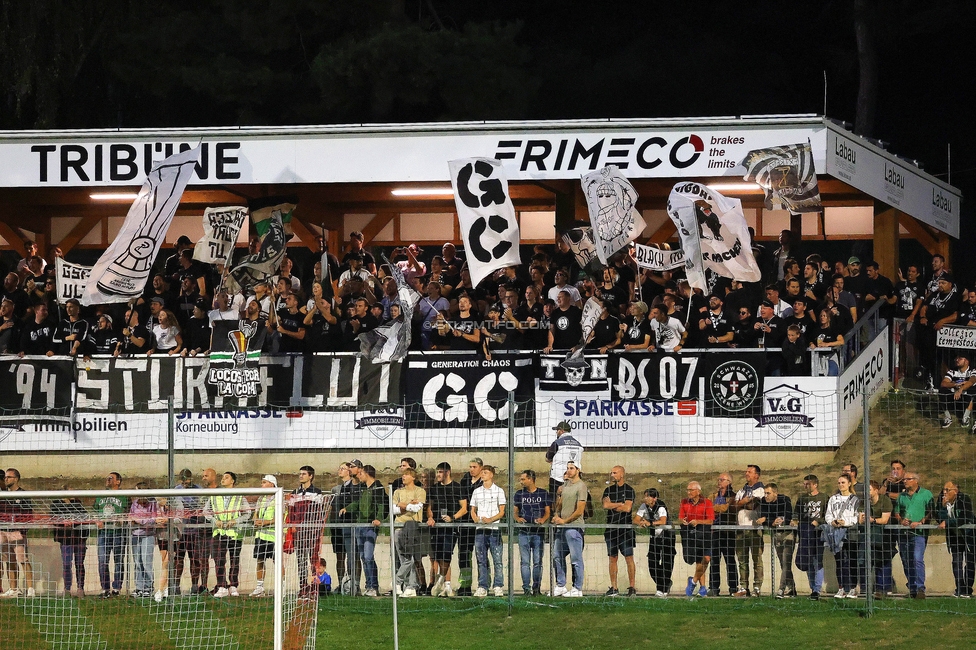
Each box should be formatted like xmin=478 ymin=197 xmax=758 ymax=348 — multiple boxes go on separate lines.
xmin=896 ymin=471 xmax=935 ymax=598
xmin=340 ymin=464 xmax=387 ymax=597
xmin=94 ymin=472 xmax=129 ymax=597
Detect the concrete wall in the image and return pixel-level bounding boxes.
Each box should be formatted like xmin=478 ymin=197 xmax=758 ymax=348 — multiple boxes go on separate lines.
xmin=19 ymin=533 xmax=957 ymax=597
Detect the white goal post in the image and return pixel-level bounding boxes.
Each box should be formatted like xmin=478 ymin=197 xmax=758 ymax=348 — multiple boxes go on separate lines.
xmin=0 ymin=486 xmax=313 ymax=650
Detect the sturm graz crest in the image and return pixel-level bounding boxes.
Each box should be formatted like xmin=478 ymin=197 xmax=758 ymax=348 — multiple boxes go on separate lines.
xmin=709 ymin=360 xmax=759 ymax=412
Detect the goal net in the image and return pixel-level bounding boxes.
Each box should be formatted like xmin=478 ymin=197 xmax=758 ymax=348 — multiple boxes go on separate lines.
xmin=0 ymin=486 xmax=330 ymax=650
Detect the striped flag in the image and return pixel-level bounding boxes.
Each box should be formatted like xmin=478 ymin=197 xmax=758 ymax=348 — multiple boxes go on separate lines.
xmin=741 ymin=142 xmax=822 ymax=213
xmin=249 ymin=196 xmax=298 ymax=240
xmin=357 ymin=256 xmax=419 ymax=364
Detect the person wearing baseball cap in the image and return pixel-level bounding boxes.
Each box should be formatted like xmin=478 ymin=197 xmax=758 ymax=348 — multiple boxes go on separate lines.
xmin=939 ymin=352 xmax=976 ymax=433
xmin=249 ymin=475 xmax=279 ymax=597
xmin=545 ymin=421 xmax=584 ymax=494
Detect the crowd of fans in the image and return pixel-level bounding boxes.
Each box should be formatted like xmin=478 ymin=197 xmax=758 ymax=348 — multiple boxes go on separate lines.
xmin=1 ymin=451 xmax=973 ymax=600
xmin=2 ymin=230 xmax=974 ymax=381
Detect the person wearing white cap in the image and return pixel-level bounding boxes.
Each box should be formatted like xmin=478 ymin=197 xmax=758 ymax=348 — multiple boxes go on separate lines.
xmin=250 ymin=475 xmax=278 ymax=597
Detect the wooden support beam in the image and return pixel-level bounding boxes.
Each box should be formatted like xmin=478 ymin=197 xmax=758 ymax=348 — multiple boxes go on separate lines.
xmin=58 ymin=213 xmax=105 ymax=255
xmin=287 ymin=216 xmax=321 ymax=252
xmin=358 ymin=212 xmax=396 ymax=247
xmin=873 ymin=205 xmax=899 ymax=279
xmin=646 ymin=220 xmax=677 ymax=244
xmin=897 ymin=212 xmax=940 ymax=256
xmin=0 ymin=220 xmax=26 ymax=256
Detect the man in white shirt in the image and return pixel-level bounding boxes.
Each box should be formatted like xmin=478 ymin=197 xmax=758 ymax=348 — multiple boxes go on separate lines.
xmin=733 ymin=464 xmax=766 ymax=597
xmin=649 ymin=305 xmax=686 ymax=352
xmin=469 ymin=465 xmax=506 ymax=597
xmin=548 ymin=269 xmax=582 ymax=307
xmin=208 ymin=291 xmax=241 ymax=322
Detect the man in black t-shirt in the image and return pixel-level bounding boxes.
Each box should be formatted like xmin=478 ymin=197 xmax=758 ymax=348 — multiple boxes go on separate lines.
xmin=274 ymin=293 xmax=307 ymax=353
xmin=51 ymin=298 xmax=90 ymax=356
xmin=545 ymin=291 xmax=582 ymax=352
xmin=456 ymin=458 xmax=484 ymax=597
xmin=120 ymin=309 xmax=152 ymax=356
xmin=918 ymin=275 xmax=961 ymax=388
xmin=602 ymin=466 xmax=636 ymax=597
xmin=586 ymin=299 xmax=621 ymax=353
xmin=894 ymin=265 xmax=924 ymax=320
xmin=700 ymin=294 xmax=733 ymax=348
xmin=18 ymin=301 xmax=55 ymax=356
xmin=426 ymin=462 xmax=467 ymax=598
xmin=865 ymin=262 xmax=895 ymax=319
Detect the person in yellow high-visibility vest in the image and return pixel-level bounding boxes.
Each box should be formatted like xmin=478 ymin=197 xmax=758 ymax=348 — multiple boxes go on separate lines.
xmin=250 ymin=475 xmax=279 ymax=597
xmin=204 ymin=472 xmax=251 ymax=598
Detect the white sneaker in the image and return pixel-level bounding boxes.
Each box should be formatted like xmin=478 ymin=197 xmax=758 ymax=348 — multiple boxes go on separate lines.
xmin=562 ymin=588 xmax=583 ymax=598
xmin=551 ymin=585 xmax=568 ymax=597
xmin=26 ymin=588 xmax=35 ymax=598
xmin=214 ymin=587 xmax=229 ymax=598
xmin=430 ymin=575 xmax=446 ymax=597
xmin=1 ymin=589 xmax=21 ymax=598
xmin=473 ymin=587 xmax=488 ymax=597
xmin=655 ymin=590 xmax=668 ymax=598
xmin=492 ymin=586 xmax=504 ymax=597
xmin=365 ymin=588 xmax=378 ymax=598
xmin=846 ymin=590 xmax=858 ymax=599
xmin=833 ymin=589 xmax=846 ymax=599
xmin=395 ymin=584 xmax=403 ymax=596
xmin=250 ymin=586 xmax=266 ymax=598
xmin=154 ymin=590 xmax=163 ymax=603
xmin=442 ymin=584 xmax=454 ymax=598
xmin=401 ymin=587 xmax=417 ymax=598
xmin=229 ymin=586 xmax=239 ymax=597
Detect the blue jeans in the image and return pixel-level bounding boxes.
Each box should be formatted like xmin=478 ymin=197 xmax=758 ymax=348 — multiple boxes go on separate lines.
xmin=60 ymin=542 xmax=87 ymax=591
xmin=131 ymin=534 xmax=155 ymax=593
xmin=873 ymin=551 xmax=893 ymax=592
xmin=474 ymin=529 xmax=503 ymax=589
xmin=898 ymin=533 xmax=927 ymax=592
xmin=357 ymin=527 xmax=379 ymax=591
xmin=518 ymin=532 xmax=544 ymax=592
xmin=553 ymin=528 xmax=584 ymax=590
xmin=97 ymin=531 xmax=127 ymax=591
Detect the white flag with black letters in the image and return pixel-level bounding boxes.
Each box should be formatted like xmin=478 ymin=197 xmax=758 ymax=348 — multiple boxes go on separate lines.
xmin=667 ymin=182 xmax=761 ymax=291
xmin=55 ymin=258 xmax=92 ymax=304
xmin=581 ymin=166 xmax=646 ymax=266
xmin=193 ymin=206 xmax=247 ymax=265
xmin=449 ymin=158 xmax=521 ymax=287
xmin=82 ymin=146 xmax=200 ymax=305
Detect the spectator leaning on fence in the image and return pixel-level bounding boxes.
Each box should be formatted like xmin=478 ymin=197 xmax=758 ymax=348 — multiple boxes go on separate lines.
xmin=794 ymin=474 xmax=828 ymax=600
xmin=634 ymin=488 xmax=675 ymax=598
xmin=678 ymin=481 xmax=713 ymax=598
xmin=896 ymin=471 xmax=935 ymax=599
xmin=733 ymin=465 xmax=765 ymax=597
xmin=427 ymin=462 xmax=467 ymax=599
xmin=602 ymin=465 xmax=637 ymax=597
xmin=206 ymin=471 xmax=251 ymax=598
xmin=756 ymin=482 xmax=795 ymax=598
xmin=937 ymin=481 xmax=976 ymax=598
xmin=470 ymin=465 xmax=506 ymax=598
xmin=551 ymin=461 xmax=587 ymax=598
xmin=862 ymin=479 xmax=895 ymax=598
xmin=0 ymin=469 xmax=35 ymax=598
xmin=513 ymin=469 xmax=550 ymax=596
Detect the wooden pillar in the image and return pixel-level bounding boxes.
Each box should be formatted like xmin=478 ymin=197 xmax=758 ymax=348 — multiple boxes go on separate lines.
xmin=873 ymin=204 xmax=899 ymax=278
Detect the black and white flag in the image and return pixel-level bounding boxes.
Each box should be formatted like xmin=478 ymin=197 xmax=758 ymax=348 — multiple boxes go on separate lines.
xmin=54 ymin=258 xmax=92 ymax=304
xmin=667 ymin=182 xmax=761 ymax=291
xmin=581 ymin=166 xmax=646 ymax=266
xmin=449 ymin=158 xmax=521 ymax=287
xmin=82 ymin=146 xmax=200 ymax=305
xmin=633 ymin=244 xmax=686 ymax=272
xmin=357 ymin=257 xmax=419 ymax=364
xmin=560 ymin=226 xmax=598 ymax=270
xmin=193 ymin=206 xmax=248 ymax=265
xmin=225 ymin=211 xmax=287 ymax=293
xmin=741 ymin=142 xmax=822 ymax=213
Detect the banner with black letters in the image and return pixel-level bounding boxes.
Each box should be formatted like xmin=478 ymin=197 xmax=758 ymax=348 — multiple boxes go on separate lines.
xmin=404 ymin=352 xmax=535 ymax=429
xmin=609 ymin=350 xmax=765 ymax=418
xmin=0 ymin=356 xmax=76 ymax=417
xmin=633 ymin=244 xmax=685 ymax=272
xmin=193 ymin=206 xmax=247 ymax=265
xmin=449 ymin=158 xmax=521 ymax=287
xmin=54 ymin=258 xmax=93 ymax=304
